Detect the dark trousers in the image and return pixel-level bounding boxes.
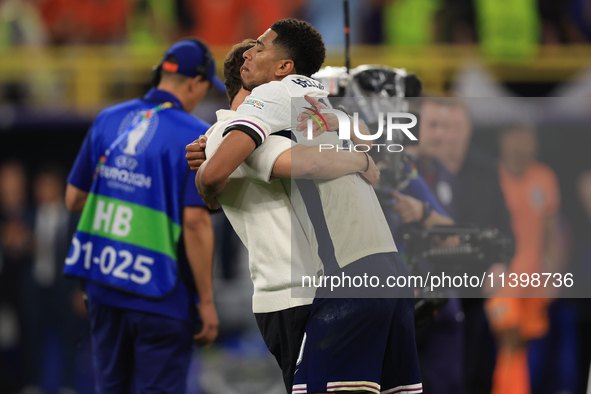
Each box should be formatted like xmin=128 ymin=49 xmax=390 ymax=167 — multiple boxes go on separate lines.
xmin=88 ymin=302 xmax=194 ymax=394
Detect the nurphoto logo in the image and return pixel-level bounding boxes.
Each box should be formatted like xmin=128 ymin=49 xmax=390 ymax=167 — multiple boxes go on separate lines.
xmin=306 ymin=108 xmax=418 ymax=152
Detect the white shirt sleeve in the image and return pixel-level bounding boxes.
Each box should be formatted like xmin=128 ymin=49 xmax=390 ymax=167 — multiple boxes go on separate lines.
xmin=242 ymin=135 xmax=293 ymax=183
xmin=203 ymin=121 xmax=226 ymax=159
xmin=223 ymin=81 xmax=292 ymax=148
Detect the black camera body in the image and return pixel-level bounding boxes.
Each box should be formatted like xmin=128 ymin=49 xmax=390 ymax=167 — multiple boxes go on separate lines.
xmin=403 ymin=225 xmax=514 ymax=274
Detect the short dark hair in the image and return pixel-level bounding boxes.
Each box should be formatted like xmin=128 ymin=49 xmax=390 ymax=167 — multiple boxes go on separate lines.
xmin=223 ymin=39 xmax=256 ymax=104
xmin=270 ymin=19 xmax=326 ymax=77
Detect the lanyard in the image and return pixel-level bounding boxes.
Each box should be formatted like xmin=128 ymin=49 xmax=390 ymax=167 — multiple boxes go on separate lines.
xmin=93 ymin=102 xmax=174 ymax=179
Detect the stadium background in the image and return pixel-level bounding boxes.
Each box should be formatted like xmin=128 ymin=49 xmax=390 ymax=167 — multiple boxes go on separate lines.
xmin=1 ymin=0 xmax=591 ymax=393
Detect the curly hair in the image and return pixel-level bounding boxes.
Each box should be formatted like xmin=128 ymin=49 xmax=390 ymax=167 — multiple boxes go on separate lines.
xmin=270 ymin=19 xmax=326 ymax=77
xmin=223 ymin=39 xmax=256 ymax=104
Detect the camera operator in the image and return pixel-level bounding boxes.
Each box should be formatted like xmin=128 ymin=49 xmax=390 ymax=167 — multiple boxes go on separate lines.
xmin=415 ymin=98 xmax=515 ymax=394
xmin=391 ymin=183 xmax=453 ymax=229
xmin=382 ymin=144 xmax=467 ymax=394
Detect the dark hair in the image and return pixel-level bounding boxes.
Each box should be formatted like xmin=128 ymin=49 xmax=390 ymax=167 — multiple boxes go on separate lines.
xmin=270 ymin=19 xmax=326 ymax=77
xmin=223 ymin=39 xmax=256 ymax=104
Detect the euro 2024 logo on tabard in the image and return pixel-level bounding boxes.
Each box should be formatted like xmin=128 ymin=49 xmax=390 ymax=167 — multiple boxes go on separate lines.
xmin=96 ymin=109 xmax=158 ymax=191
xmin=117 ymin=109 xmax=159 ymax=157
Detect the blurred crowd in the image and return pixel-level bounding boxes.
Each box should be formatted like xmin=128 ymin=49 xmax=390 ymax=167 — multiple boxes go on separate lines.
xmin=398 ymin=99 xmax=591 ymax=394
xmin=0 ymin=161 xmax=92 ymax=394
xmin=0 ymin=0 xmax=590 ymax=48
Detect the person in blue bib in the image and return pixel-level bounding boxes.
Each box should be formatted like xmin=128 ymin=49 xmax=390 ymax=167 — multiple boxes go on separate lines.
xmin=63 ymin=38 xmax=224 ymax=393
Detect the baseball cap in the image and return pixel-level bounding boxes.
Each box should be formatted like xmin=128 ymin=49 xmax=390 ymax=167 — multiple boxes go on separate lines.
xmin=160 ymin=38 xmax=226 ymax=93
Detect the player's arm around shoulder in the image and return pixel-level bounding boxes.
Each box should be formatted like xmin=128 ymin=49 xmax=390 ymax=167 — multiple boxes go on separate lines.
xmin=182 ymin=206 xmax=218 ymax=346
xmin=196 ymin=131 xmax=256 ymax=207
xmin=193 ymin=82 xmax=290 ymax=197
xmin=194 ymin=86 xmax=288 ymax=202
xmin=272 ymin=144 xmax=380 ymax=186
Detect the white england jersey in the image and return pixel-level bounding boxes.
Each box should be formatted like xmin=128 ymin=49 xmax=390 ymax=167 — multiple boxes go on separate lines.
xmin=226 ymin=75 xmax=397 ymax=274
xmin=206 ymin=109 xmax=321 ymax=313
xmin=223 ymin=74 xmax=331 ymax=147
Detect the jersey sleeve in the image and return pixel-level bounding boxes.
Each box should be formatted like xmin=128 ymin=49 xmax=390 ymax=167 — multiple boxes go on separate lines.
xmin=67 ymin=125 xmax=97 ymax=192
xmin=242 ymin=135 xmax=293 ymax=183
xmin=223 ymin=82 xmax=292 ymax=148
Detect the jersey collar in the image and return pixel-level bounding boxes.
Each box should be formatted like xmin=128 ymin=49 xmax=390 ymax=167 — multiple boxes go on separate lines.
xmin=143 ymin=88 xmax=183 ymax=110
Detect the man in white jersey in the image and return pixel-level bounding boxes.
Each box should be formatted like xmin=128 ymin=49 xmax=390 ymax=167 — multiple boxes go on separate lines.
xmin=187 ymin=39 xmax=379 ymax=392
xmin=194 ymin=20 xmax=422 ymax=394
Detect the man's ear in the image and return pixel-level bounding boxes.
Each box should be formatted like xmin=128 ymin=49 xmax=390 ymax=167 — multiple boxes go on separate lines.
xmin=275 ymin=59 xmax=295 ymax=78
